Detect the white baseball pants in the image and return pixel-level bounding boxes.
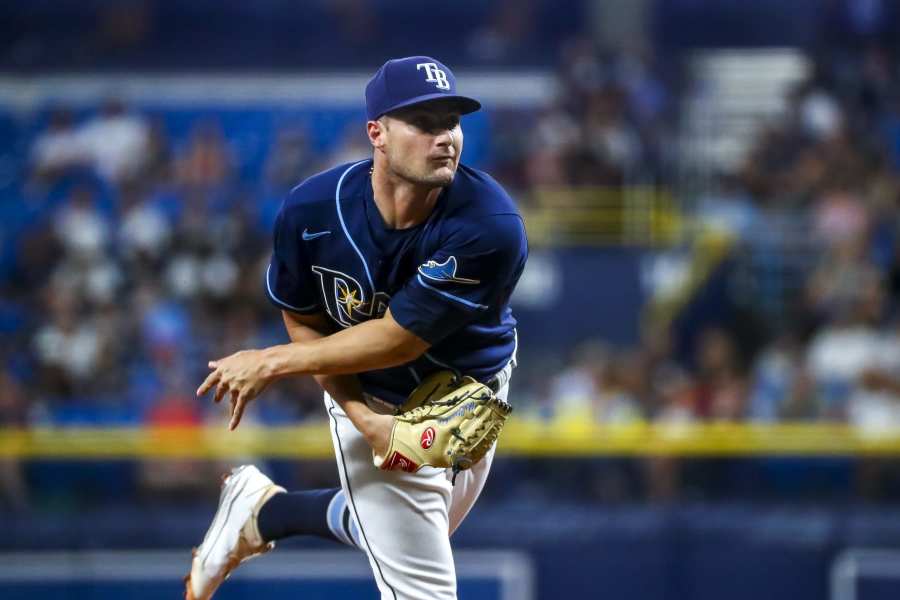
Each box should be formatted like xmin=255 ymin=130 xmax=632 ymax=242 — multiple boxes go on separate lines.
xmin=323 ymin=376 xmax=509 ymax=600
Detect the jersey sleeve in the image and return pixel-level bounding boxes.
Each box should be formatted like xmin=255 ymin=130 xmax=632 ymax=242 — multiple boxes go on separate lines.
xmin=389 ymin=214 xmax=527 ymax=344
xmin=265 ymin=204 xmax=321 ymax=314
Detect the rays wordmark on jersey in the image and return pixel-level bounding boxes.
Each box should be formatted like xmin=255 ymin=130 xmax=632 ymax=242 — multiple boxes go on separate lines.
xmin=312 ymin=265 xmax=391 ymax=327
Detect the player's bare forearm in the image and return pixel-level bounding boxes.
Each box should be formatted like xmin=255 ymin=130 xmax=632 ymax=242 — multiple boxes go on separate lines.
xmin=280 ymin=311 xmax=364 ymax=397
xmin=282 ymin=312 xmax=375 ymax=417
xmin=267 ymin=308 xmax=429 ymax=377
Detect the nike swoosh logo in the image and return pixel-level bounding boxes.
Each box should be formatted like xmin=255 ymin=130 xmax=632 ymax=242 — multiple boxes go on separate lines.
xmin=302 ymin=229 xmax=331 ymax=241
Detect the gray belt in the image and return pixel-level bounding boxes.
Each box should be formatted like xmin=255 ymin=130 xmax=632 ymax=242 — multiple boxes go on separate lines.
xmin=484 ymin=360 xmax=513 ymax=393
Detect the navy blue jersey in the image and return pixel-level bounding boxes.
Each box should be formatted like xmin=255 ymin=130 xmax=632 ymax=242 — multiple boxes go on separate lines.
xmin=266 ymin=159 xmax=527 ymax=405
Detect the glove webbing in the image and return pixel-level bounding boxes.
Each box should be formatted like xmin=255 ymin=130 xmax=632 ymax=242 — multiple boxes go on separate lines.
xmin=448 ymin=395 xmax=511 ymax=485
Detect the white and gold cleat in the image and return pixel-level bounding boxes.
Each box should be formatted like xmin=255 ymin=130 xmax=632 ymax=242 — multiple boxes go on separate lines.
xmin=184 ymin=465 xmax=285 ymax=600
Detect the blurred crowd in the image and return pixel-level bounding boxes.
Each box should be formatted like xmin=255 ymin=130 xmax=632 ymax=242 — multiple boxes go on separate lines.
xmin=541 ymin=41 xmax=900 ymax=432
xmin=2 ymin=26 xmax=900 ymax=505
xmin=490 ymin=39 xmax=676 ymax=190
xmin=4 ymin=100 xmax=333 ymax=433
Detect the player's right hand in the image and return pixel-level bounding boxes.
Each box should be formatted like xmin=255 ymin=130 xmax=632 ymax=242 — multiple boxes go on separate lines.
xmin=197 ymin=349 xmax=276 ymax=430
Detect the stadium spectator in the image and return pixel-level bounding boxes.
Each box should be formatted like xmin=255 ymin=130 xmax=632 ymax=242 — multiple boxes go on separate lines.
xmin=175 ymin=118 xmax=232 ymax=192
xmin=77 ymin=99 xmax=151 ymax=185
xmin=806 ymin=277 xmax=887 ymax=423
xmin=138 ymin=372 xmax=216 ymax=501
xmin=596 ymin=351 xmax=645 ymax=423
xmin=690 ymin=328 xmax=748 ymax=421
xmin=28 ymin=108 xmax=85 ymax=182
xmin=31 ymin=286 xmax=103 ymax=398
xmin=748 ymin=332 xmax=819 ymax=421
xmin=119 ymin=189 xmax=173 ymax=263
xmin=52 ymin=184 xmax=111 ymax=260
xmin=264 ymin=127 xmax=315 ymax=192
xmin=0 ymin=369 xmax=28 ymax=511
xmin=548 ymin=341 xmax=609 ymax=418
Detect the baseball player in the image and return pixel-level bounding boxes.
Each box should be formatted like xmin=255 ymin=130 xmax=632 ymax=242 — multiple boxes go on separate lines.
xmin=186 ymin=56 xmax=528 ymax=600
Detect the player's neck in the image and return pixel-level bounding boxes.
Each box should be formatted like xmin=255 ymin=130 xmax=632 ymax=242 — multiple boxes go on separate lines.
xmin=370 ymin=165 xmax=442 ymax=230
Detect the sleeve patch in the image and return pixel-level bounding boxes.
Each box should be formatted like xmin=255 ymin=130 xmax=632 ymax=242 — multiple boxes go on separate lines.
xmin=417 ymin=256 xmax=480 ymax=285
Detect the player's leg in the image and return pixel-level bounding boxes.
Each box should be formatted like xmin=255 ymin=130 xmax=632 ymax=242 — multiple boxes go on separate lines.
xmin=447 ymin=375 xmax=510 ymax=534
xmin=186 ymin=376 xmax=508 ymax=600
xmin=447 ymin=445 xmax=496 ymax=535
xmin=257 ymin=486 xmax=361 ymax=547
xmin=326 ymin=393 xmax=459 ymax=600
xmin=310 ymin=383 xmax=509 ymax=544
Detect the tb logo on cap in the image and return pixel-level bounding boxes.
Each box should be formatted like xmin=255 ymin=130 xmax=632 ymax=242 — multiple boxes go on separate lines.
xmin=416 ymin=62 xmax=450 ymax=90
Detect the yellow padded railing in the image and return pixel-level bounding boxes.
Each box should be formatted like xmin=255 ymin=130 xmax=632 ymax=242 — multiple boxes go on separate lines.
xmin=2 ymin=421 xmax=900 ymax=459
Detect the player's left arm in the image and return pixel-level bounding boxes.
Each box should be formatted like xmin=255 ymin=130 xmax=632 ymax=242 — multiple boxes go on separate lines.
xmin=388 ymin=213 xmax=528 ymax=345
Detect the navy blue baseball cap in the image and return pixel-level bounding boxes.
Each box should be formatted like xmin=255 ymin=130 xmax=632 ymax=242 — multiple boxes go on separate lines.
xmin=365 ymin=56 xmax=481 ymax=121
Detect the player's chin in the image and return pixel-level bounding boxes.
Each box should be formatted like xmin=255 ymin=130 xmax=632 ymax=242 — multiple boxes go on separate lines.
xmin=426 ymin=165 xmax=456 ymax=186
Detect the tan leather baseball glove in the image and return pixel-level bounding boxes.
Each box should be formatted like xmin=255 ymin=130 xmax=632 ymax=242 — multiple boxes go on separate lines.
xmin=373 ymin=370 xmax=512 ymax=482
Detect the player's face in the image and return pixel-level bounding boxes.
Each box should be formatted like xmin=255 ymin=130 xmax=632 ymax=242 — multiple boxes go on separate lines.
xmin=378 ymin=101 xmax=463 ymax=186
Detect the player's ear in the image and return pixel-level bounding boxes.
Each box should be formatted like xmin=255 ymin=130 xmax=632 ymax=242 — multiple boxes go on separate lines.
xmin=367 ymin=119 xmax=387 ymax=150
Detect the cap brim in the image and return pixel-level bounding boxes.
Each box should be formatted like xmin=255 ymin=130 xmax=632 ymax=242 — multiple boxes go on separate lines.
xmin=377 ymin=93 xmax=481 ymax=119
